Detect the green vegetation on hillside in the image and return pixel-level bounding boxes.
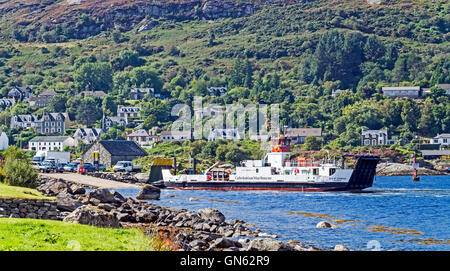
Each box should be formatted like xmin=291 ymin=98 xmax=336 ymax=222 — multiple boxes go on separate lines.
xmin=0 ymin=0 xmax=448 ymax=154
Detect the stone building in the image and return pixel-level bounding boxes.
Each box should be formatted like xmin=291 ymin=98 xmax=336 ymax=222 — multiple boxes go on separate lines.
xmin=81 ymin=140 xmax=147 ymax=168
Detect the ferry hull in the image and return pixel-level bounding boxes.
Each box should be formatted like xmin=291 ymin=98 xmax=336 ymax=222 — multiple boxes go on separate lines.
xmin=163 ymin=181 xmax=358 ymax=192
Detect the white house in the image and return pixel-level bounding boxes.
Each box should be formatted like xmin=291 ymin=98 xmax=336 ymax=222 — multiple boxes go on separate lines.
xmin=382 ymin=86 xmax=421 ymax=98
xmin=130 ymin=88 xmax=154 ymax=100
xmin=285 ymin=128 xmax=322 ymax=145
xmin=117 ymin=106 xmax=141 ymax=118
xmin=0 ymin=131 xmax=9 ymax=150
xmin=102 ymin=115 xmax=128 ymax=131
xmin=208 ymin=128 xmax=243 ymax=141
xmin=430 ymin=134 xmax=450 ymax=147
xmin=361 ymin=129 xmax=388 ymax=146
xmin=10 ymin=114 xmax=39 ymax=129
xmin=435 ymin=84 xmax=450 ymax=95
xmin=28 ymin=136 xmax=76 ymax=151
xmin=207 ymin=87 xmax=227 ymax=96
xmin=160 ymin=131 xmax=192 ymax=142
xmin=127 ymin=129 xmax=159 ymax=146
xmin=74 ymin=128 xmax=104 ymax=144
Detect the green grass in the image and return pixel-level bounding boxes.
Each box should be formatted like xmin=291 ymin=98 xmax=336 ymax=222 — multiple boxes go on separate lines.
xmin=0 ymin=218 xmax=170 ymax=251
xmin=0 ymin=183 xmax=55 ymax=200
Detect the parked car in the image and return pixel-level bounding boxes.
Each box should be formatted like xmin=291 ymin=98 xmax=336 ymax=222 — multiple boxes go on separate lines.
xmin=113 ymin=161 xmax=143 ymax=172
xmin=98 ymin=164 xmax=106 ymax=171
xmin=64 ymin=162 xmax=80 ymax=172
xmin=38 ymin=162 xmax=53 ymax=173
xmin=78 ymin=163 xmax=96 ymax=173
xmin=54 ymin=163 xmax=65 ymax=173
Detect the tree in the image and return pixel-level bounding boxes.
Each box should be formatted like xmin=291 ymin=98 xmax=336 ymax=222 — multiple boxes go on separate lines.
xmin=113 ymin=66 xmax=163 ymax=95
xmin=47 ymin=95 xmax=67 ymax=112
xmin=75 ymin=97 xmax=102 ymax=127
xmin=363 ymin=35 xmax=385 ymax=62
xmin=74 ymin=62 xmax=113 ymax=92
xmin=110 ymin=50 xmax=145 ymax=71
xmin=401 ymin=99 xmax=421 ymax=133
xmin=303 ymin=136 xmax=322 ymax=151
xmin=102 ymin=95 xmax=117 ymax=117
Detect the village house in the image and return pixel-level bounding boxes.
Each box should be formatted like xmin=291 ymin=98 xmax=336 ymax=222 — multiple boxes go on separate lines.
xmin=77 ymin=90 xmax=106 ymax=99
xmin=117 ymin=106 xmax=141 ymax=118
xmin=285 ymin=128 xmax=322 ymax=145
xmin=10 ymin=114 xmax=39 ymax=130
xmin=127 ymin=129 xmax=159 ymax=146
xmin=208 ymin=128 xmax=243 ymax=141
xmin=130 ymin=88 xmax=154 ymax=100
xmin=7 ymin=86 xmax=33 ymax=101
xmin=28 ymin=90 xmax=57 ymax=108
xmin=160 ymin=130 xmax=192 ymax=142
xmin=74 ymin=128 xmax=104 ymax=145
xmin=0 ymin=131 xmax=9 ymax=150
xmin=435 ymin=84 xmax=450 ymax=95
xmin=0 ymin=98 xmax=15 ymax=109
xmin=28 ymin=136 xmax=76 ymax=151
xmin=102 ymin=115 xmax=128 ymax=131
xmin=331 ymin=89 xmax=345 ymax=97
xmin=34 ymin=112 xmax=70 ymax=136
xmin=421 ymin=150 xmax=450 ymax=160
xmin=430 ymin=134 xmax=450 ymax=147
xmin=81 ymin=140 xmax=148 ymax=168
xmin=207 ymin=87 xmax=227 ymax=96
xmin=382 ymin=86 xmax=421 ymax=98
xmin=361 ymin=129 xmax=388 ymax=146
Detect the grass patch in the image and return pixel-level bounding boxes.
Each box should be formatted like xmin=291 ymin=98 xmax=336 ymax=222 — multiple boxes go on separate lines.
xmin=0 ymin=218 xmax=173 ymax=251
xmin=0 ymin=183 xmax=54 ymax=201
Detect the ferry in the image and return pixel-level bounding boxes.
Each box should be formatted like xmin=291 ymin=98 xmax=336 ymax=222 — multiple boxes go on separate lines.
xmin=161 ymin=136 xmax=380 ymax=192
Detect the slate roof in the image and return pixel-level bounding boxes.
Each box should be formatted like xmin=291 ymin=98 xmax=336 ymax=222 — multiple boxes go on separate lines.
xmin=99 ymin=140 xmax=147 ymax=157
xmin=29 ymin=136 xmax=70 ymax=143
xmin=285 ymin=128 xmax=322 ymax=137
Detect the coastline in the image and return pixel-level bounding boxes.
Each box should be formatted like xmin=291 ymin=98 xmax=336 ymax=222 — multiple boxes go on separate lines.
xmin=376 ymin=162 xmax=449 ymax=177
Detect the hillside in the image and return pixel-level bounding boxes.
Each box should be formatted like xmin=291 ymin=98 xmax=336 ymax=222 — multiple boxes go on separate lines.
xmin=0 ymin=0 xmax=303 ymax=40
xmin=0 ymin=0 xmax=448 ymax=155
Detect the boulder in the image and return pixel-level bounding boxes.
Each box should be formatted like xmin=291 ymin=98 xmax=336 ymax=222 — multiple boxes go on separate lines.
xmin=247 ymin=238 xmax=295 ymax=251
xmin=70 ymin=185 xmax=85 ymax=195
xmin=85 ymin=189 xmax=125 ymax=205
xmin=134 ymin=172 xmax=150 ymax=183
xmin=197 ymin=208 xmax=226 ymax=223
xmin=136 ymin=185 xmax=160 ymax=200
xmin=209 ymin=238 xmax=239 ymax=249
xmin=316 ymin=221 xmax=340 ymax=229
xmin=334 ymin=245 xmax=350 ymax=251
xmin=56 ymin=191 xmax=83 ymax=212
xmin=37 ymin=179 xmax=72 ymax=196
xmin=63 ymin=206 xmax=121 ymax=228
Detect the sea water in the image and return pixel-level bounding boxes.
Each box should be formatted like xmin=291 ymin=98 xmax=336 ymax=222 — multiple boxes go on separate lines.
xmin=116 ymin=175 xmax=450 ymax=251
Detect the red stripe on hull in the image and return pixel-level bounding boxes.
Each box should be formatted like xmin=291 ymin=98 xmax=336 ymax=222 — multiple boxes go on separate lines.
xmin=167 ymin=186 xmax=359 ymax=192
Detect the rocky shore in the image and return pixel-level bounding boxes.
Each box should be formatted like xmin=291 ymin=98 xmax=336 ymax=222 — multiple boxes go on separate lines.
xmin=376 ymin=162 xmax=448 ymax=176
xmin=33 ymin=176 xmax=328 ymax=251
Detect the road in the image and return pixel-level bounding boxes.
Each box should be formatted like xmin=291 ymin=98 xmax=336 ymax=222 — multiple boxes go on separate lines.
xmin=40 ymin=173 xmax=140 ymax=189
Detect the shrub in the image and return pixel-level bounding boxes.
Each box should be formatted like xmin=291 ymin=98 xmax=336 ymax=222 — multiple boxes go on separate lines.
xmin=2 ymin=158 xmax=39 ymax=188
xmin=1 ymin=146 xmax=39 ymax=188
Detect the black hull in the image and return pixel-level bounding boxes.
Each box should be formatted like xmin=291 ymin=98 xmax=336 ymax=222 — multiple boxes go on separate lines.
xmin=164 ymin=181 xmax=353 ymax=191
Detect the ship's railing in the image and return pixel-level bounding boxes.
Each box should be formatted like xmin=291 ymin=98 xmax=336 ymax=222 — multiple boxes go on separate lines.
xmin=284 ymin=159 xmax=319 ymax=167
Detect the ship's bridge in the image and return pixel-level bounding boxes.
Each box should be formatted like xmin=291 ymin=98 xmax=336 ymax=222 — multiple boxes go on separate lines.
xmin=266 ymin=136 xmax=291 ymax=168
